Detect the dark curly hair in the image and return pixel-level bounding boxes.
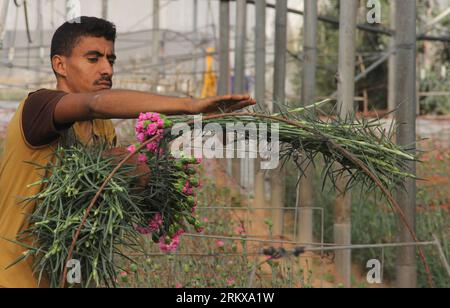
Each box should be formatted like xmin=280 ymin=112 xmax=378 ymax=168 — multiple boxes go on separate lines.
xmin=51 ymin=16 xmax=116 ymax=60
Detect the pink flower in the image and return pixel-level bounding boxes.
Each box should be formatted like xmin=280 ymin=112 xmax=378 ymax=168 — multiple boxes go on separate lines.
xmin=137 ymin=133 xmax=146 ymax=142
xmin=235 ymin=225 xmax=245 ymax=235
xmin=159 ymin=235 xmax=181 ymax=252
xmin=127 ymin=145 xmax=136 ymax=153
xmin=135 ymin=122 xmax=144 ymax=132
xmin=147 ymin=123 xmax=158 ymax=135
xmin=135 ymin=226 xmax=151 ymax=235
xmin=150 ymin=113 xmax=160 ymax=121
xmin=196 ymin=158 xmax=203 ymax=164
xmin=226 ymin=278 xmax=235 ymax=286
xmin=421 ymin=154 xmax=430 ymax=162
xmin=146 ymin=142 xmax=159 ymax=152
xmin=148 ymin=213 xmax=163 ymax=232
xmin=216 ymin=240 xmax=225 ymax=248
xmin=138 ymin=154 xmax=147 ymax=163
xmin=156 ymin=119 xmax=165 ymax=128
xmin=203 ymin=217 xmax=209 ymax=223
xmin=175 ymin=282 xmax=183 ymax=289
xmin=436 ymin=153 xmax=444 ymax=161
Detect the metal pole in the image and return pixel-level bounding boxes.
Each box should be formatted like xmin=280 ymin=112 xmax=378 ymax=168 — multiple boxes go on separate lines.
xmin=273 ymin=0 xmax=287 ymax=112
xmin=255 ymin=0 xmax=266 ymax=110
xmin=101 ymin=0 xmax=108 ymax=19
xmin=394 ymin=0 xmax=417 ymax=289
xmin=37 ymin=0 xmax=44 ymax=63
xmin=335 ymin=0 xmax=358 ymax=288
xmin=0 ymin=0 xmax=10 ymax=49
xmin=297 ymin=0 xmax=317 ymax=245
xmin=234 ymin=0 xmax=247 ymax=94
xmin=233 ymin=0 xmax=247 ymax=183
xmin=271 ymin=0 xmax=288 ymax=237
xmin=151 ymin=0 xmax=160 ymax=92
xmin=192 ymin=0 xmax=198 ymax=95
xmin=253 ymin=0 xmax=267 ymax=220
xmin=218 ymin=0 xmax=230 ymax=96
xmin=388 ymin=1 xmax=396 ymax=112
xmin=219 ymin=0 xmax=232 ymax=175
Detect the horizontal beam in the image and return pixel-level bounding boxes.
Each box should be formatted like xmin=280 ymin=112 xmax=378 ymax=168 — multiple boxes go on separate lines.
xmin=228 ymin=0 xmax=450 ymax=42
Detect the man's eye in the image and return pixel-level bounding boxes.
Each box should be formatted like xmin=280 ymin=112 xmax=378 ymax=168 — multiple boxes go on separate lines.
xmin=88 ymin=58 xmax=98 ymax=63
xmin=109 ymin=60 xmax=115 ymax=66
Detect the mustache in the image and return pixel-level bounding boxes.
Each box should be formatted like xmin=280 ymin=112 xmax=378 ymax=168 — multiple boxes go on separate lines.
xmin=93 ymin=76 xmax=113 ymax=86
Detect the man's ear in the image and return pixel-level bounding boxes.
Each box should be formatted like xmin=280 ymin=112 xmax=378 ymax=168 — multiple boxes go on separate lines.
xmin=52 ymin=55 xmax=67 ymax=77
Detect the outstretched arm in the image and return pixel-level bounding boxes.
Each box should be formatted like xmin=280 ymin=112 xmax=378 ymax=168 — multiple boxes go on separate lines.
xmin=54 ymin=90 xmax=256 ymax=125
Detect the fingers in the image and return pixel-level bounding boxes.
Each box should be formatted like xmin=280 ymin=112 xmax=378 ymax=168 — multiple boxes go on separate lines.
xmin=217 ymin=94 xmax=251 ymax=102
xmin=223 ymin=99 xmax=257 ymax=112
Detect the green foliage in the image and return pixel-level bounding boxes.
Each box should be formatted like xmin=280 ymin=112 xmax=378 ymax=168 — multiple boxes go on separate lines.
xmin=419 ymin=72 xmax=450 ymax=115
xmin=312 ymin=147 xmax=450 ymax=288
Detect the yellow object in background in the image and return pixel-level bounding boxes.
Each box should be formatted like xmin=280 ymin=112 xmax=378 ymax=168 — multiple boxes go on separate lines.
xmin=201 ymin=47 xmax=217 ymax=98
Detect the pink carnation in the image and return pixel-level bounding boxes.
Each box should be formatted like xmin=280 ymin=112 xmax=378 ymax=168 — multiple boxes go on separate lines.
xmin=159 ymin=235 xmax=181 ymax=252
xmin=136 ymin=226 xmax=151 ymax=235
xmin=137 ymin=133 xmax=146 ymax=142
xmin=135 ymin=122 xmax=144 ymax=133
xmin=127 ymin=145 xmax=136 ymax=153
xmin=138 ymin=154 xmax=147 ymax=163
xmin=147 ymin=123 xmax=158 ymax=135
xmin=148 ymin=213 xmax=163 ymax=232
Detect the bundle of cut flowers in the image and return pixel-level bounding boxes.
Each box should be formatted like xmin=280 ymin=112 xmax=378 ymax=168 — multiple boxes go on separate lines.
xmin=13 ymin=113 xmax=203 ymax=288
xmin=12 ymin=102 xmax=420 ymax=288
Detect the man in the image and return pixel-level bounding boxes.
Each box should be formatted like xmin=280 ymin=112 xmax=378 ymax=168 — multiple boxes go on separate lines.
xmin=0 ymin=16 xmax=255 ymax=288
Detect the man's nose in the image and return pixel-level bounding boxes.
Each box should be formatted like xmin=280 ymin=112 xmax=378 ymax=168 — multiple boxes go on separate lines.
xmin=100 ymin=58 xmax=113 ymax=76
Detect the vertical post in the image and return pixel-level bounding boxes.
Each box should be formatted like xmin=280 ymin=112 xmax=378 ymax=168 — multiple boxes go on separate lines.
xmin=192 ymin=0 xmax=198 ymax=94
xmin=253 ymin=0 xmax=267 ymax=214
xmin=388 ymin=1 xmax=396 ymax=112
xmin=218 ymin=0 xmax=230 ymax=96
xmin=255 ymin=0 xmax=266 ymax=110
xmin=219 ymin=0 xmax=231 ymax=174
xmin=297 ymin=0 xmax=317 ymax=244
xmin=234 ymin=0 xmax=247 ymax=94
xmin=233 ymin=0 xmax=247 ymax=183
xmin=37 ymin=0 xmax=44 ymax=63
xmin=335 ymin=0 xmax=358 ymax=288
xmin=151 ymin=0 xmax=160 ymax=92
xmin=101 ymin=0 xmax=108 ymax=19
xmin=0 ymin=0 xmax=10 ymax=49
xmin=271 ymin=0 xmax=288 ymax=236
xmin=394 ymin=0 xmax=417 ymax=289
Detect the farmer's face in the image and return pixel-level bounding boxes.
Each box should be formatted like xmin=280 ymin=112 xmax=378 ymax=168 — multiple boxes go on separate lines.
xmin=58 ymin=36 xmax=116 ymax=93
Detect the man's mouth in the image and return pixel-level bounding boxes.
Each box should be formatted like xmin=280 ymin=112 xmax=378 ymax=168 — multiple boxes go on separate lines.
xmin=95 ymin=81 xmax=112 ymax=88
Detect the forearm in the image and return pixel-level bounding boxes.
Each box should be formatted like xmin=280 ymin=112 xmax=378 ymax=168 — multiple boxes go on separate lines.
xmin=90 ymin=90 xmax=194 ymax=118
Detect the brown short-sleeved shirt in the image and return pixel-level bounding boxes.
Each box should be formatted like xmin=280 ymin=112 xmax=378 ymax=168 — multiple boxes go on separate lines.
xmin=22 ymin=89 xmax=73 ymax=147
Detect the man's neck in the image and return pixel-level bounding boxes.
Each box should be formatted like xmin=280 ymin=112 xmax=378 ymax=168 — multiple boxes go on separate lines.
xmin=56 ymin=81 xmax=73 ymax=93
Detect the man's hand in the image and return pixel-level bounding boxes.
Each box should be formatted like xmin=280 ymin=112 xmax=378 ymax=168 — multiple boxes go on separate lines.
xmin=189 ymin=94 xmax=256 ymax=115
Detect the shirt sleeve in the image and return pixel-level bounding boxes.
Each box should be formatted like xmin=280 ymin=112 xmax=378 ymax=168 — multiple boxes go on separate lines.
xmin=21 ymin=89 xmax=73 ymax=148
